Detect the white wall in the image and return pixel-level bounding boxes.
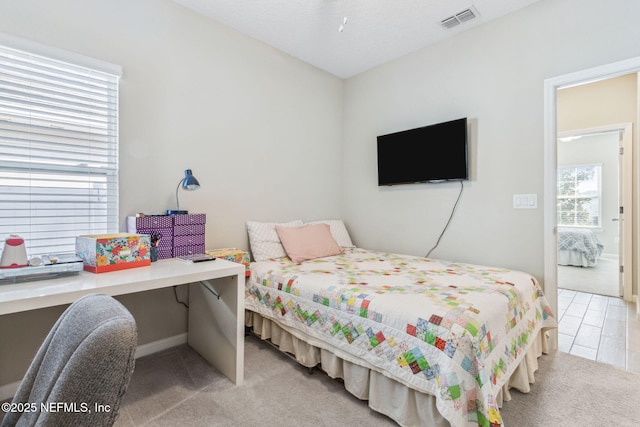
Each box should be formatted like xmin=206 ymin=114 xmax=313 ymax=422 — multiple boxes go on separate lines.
xmin=0 ymin=0 xmax=344 ymax=247
xmin=0 ymin=0 xmax=343 ymax=386
xmin=342 ymin=0 xmax=640 ymax=282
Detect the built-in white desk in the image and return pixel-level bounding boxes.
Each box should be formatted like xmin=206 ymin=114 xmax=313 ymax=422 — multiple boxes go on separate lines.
xmin=0 ymin=258 xmax=245 ymax=385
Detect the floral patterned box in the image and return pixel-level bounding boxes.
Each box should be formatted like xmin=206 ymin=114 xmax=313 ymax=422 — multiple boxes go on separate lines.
xmin=76 ymin=233 xmax=151 ymax=273
xmin=205 ymin=248 xmax=250 ymax=277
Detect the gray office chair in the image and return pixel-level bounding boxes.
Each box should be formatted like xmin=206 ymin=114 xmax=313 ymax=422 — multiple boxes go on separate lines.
xmin=1 ymin=293 xmax=137 ymax=427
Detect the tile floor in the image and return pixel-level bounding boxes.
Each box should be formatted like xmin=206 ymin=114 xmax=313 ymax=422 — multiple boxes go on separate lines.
xmin=557 ymin=288 xmax=640 ymax=373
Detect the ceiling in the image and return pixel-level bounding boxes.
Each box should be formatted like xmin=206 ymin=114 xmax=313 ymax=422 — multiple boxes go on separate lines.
xmin=172 ymin=0 xmax=541 ymax=79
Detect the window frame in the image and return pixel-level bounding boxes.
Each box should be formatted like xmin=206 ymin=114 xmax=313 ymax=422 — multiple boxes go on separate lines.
xmin=556 ymin=163 xmax=603 ymax=229
xmin=0 ymin=33 xmax=121 ymax=257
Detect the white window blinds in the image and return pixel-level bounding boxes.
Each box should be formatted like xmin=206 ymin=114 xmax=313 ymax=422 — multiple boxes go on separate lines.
xmin=557 ymin=164 xmax=602 ymax=228
xmin=0 ymin=44 xmax=120 ymax=256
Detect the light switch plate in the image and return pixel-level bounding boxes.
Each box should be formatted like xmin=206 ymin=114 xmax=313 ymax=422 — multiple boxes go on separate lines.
xmin=513 ymin=194 xmax=537 ymax=209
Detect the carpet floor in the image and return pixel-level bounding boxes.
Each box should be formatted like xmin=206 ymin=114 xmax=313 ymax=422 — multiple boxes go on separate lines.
xmin=500 ymin=349 xmax=640 ymax=426
xmin=558 ymin=254 xmax=619 ymax=297
xmin=114 ymin=334 xmax=640 ymax=426
xmin=115 ymin=334 xmax=396 ymax=426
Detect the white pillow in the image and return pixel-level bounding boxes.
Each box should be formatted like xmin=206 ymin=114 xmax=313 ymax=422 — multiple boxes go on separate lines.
xmin=246 ymin=220 xmax=303 ymax=261
xmin=306 ymin=219 xmax=355 ymax=248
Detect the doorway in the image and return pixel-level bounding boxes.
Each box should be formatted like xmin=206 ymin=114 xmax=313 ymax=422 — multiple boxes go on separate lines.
xmin=556 ymin=128 xmax=628 ymax=297
xmin=544 ymin=57 xmax=640 ymax=349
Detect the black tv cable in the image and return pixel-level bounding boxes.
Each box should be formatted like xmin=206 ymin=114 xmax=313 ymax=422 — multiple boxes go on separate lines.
xmin=425 ymin=180 xmax=464 ymax=258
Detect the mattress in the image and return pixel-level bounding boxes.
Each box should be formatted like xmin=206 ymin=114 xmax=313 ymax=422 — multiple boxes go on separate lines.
xmin=245 ymin=248 xmax=557 ymax=427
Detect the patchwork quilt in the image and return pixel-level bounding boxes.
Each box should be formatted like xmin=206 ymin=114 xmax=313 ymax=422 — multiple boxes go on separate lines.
xmin=245 ymin=248 xmax=556 ymax=427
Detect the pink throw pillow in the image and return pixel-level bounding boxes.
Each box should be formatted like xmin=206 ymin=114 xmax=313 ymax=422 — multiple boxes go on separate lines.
xmin=275 ymin=224 xmax=344 ymax=264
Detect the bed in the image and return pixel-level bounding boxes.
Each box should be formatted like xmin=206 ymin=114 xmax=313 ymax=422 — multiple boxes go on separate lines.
xmin=244 ymin=220 xmax=557 ymax=427
xmin=557 ymin=227 xmax=604 ymax=267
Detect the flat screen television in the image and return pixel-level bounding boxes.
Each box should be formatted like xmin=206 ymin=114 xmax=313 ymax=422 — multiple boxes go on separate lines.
xmin=377 ymin=117 xmax=468 ymax=186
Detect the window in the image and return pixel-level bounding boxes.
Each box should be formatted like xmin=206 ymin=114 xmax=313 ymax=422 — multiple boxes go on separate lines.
xmin=557 ymin=164 xmax=602 ymax=228
xmin=0 ymin=42 xmax=121 ymax=256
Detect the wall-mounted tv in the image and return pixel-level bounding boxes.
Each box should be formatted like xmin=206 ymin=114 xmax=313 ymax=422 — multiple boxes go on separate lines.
xmin=377 ymin=118 xmax=468 ymax=186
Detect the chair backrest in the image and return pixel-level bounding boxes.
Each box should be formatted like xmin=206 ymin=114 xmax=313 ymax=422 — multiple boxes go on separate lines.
xmin=2 ymin=293 xmax=137 ymax=427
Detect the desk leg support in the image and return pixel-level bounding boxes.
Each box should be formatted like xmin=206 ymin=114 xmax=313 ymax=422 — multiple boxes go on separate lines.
xmin=188 ymin=275 xmax=244 ymax=385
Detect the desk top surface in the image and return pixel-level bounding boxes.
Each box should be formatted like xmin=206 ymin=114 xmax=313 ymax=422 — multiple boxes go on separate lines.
xmin=0 ymin=258 xmax=244 ymax=315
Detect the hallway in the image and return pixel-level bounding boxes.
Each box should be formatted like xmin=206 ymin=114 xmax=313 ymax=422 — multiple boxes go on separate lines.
xmin=557 ymin=288 xmax=640 ymax=373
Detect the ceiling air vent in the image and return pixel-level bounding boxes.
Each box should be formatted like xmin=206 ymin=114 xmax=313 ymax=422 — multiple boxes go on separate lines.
xmin=440 ymin=7 xmax=478 ymax=29
xmin=441 ymin=16 xmax=460 ymax=29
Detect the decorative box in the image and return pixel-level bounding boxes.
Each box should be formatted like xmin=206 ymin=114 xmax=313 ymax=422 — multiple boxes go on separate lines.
xmin=76 ymin=233 xmax=151 ymax=273
xmin=205 ymin=248 xmax=250 ymax=277
xmin=126 ymin=213 xmax=206 ymax=258
xmin=172 ymin=214 xmax=206 ymax=257
xmin=127 ymin=216 xmax=174 ymax=259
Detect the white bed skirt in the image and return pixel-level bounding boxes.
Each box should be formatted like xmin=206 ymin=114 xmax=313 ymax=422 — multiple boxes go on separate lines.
xmin=558 ymin=249 xmax=595 ymax=267
xmin=245 ymin=311 xmax=550 ymax=427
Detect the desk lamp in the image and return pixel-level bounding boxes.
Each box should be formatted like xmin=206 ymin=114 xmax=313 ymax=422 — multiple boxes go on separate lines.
xmin=166 ymin=169 xmax=200 ymax=215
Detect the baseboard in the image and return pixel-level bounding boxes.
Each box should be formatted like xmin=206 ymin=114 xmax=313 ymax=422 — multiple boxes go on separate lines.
xmin=0 ymin=333 xmax=188 ymax=401
xmin=134 ymin=333 xmax=188 ymax=359
xmin=600 ymin=253 xmax=618 ymax=259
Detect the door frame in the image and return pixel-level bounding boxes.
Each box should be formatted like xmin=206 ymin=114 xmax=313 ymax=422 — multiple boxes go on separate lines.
xmin=544 ymin=56 xmax=640 ymax=347
xmin=557 ymin=124 xmax=633 ymax=298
